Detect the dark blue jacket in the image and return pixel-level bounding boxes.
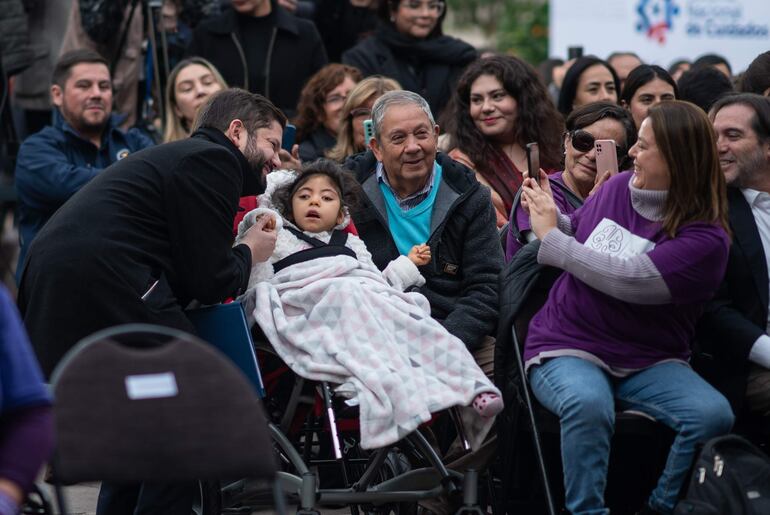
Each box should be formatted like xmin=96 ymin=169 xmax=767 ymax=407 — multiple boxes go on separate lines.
xmin=14 ymin=110 xmax=153 ymax=279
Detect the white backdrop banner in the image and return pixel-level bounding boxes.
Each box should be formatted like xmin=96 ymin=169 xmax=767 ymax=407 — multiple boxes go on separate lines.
xmin=549 ymin=0 xmax=769 ymax=72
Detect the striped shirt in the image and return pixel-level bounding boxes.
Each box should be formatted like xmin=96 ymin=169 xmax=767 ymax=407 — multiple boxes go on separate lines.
xmin=375 ymin=161 xmax=436 ymax=211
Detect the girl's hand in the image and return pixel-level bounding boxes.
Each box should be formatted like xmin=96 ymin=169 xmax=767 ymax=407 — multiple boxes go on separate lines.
xmin=408 ymin=244 xmax=432 ymax=266
xmin=521 ymin=174 xmax=558 ymax=240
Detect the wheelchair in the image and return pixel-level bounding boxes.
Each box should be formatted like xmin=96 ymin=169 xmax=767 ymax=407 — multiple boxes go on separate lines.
xmin=186 ymin=300 xmax=499 ymax=514
xmin=212 ymin=328 xmax=495 ymax=515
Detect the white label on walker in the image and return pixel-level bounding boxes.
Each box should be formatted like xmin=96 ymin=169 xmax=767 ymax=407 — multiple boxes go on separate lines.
xmin=125 ymin=372 xmax=179 ymax=400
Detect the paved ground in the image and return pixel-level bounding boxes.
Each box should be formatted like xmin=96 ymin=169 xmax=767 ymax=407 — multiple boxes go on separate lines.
xmin=38 ymin=482 xmax=351 ymax=515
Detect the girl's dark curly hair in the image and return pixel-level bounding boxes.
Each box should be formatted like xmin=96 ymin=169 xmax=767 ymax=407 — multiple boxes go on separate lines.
xmin=272 ymin=159 xmax=362 ymax=224
xmin=443 ymin=55 xmax=565 ymax=172
xmin=293 ymin=64 xmax=363 ymax=142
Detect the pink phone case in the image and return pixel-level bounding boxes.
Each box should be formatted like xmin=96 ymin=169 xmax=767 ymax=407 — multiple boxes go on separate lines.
xmin=595 ymin=139 xmax=619 ymax=176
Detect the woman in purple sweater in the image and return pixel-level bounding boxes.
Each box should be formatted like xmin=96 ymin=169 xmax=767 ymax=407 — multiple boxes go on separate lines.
xmin=520 ymin=101 xmax=734 ymax=515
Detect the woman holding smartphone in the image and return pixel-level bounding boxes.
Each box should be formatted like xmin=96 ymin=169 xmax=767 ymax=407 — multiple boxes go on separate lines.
xmin=620 ymin=64 xmax=678 ymax=130
xmin=521 ymin=101 xmax=734 ymax=515
xmin=326 ymin=76 xmax=401 ymax=162
xmin=506 ymin=102 xmax=636 ymax=259
xmin=443 ymin=55 xmax=563 ymax=227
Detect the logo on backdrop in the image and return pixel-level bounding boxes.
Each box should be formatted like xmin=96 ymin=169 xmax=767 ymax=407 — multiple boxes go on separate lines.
xmin=636 ymin=0 xmax=681 ymax=44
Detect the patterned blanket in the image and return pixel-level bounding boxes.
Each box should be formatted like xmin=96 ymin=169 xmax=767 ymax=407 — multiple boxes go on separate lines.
xmin=249 ymin=254 xmax=499 ymax=449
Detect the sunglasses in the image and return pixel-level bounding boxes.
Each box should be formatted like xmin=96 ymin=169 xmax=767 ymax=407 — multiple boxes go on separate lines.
xmin=568 ymin=129 xmax=626 ymax=158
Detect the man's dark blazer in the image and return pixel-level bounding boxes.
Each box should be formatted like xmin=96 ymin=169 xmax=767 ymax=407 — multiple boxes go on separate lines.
xmin=17 ymin=128 xmax=258 ymax=378
xmin=696 ymin=186 xmax=769 ymax=415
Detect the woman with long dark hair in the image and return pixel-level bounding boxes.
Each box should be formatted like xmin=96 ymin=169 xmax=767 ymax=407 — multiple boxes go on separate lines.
xmin=444 ymin=55 xmax=564 ymax=227
xmin=558 ymin=56 xmax=620 ymax=116
xmin=620 ymin=64 xmax=678 ymax=129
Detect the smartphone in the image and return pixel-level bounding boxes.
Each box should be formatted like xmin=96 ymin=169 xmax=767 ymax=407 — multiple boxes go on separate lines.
xmin=363 ymin=119 xmax=374 ymax=144
xmin=595 ymin=139 xmax=619 ymax=176
xmin=526 ymin=142 xmax=540 ymax=186
xmin=281 ymin=123 xmax=296 ymax=151
xmin=567 ymin=46 xmax=584 ymax=60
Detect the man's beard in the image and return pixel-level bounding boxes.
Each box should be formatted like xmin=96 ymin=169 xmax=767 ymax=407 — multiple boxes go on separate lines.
xmin=243 ymin=134 xmax=269 ymax=190
xmin=731 ymin=146 xmax=768 ymax=189
xmin=62 ymin=103 xmax=109 ymax=136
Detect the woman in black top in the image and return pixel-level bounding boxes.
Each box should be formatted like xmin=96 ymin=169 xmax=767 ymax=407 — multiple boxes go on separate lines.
xmin=342 ymin=0 xmax=476 ymax=118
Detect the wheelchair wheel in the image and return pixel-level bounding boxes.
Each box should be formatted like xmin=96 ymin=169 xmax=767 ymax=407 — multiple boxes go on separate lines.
xmin=192 ymin=480 xmax=222 ymax=515
xmin=360 ymin=448 xmax=418 ymax=515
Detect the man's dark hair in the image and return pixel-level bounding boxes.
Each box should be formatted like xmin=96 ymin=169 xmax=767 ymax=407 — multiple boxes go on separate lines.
xmin=692 ymin=53 xmax=732 ymax=75
xmin=52 ymin=50 xmax=109 ymax=88
xmin=668 ymin=59 xmax=690 ymax=76
xmin=192 ymin=88 xmax=287 ymax=135
xmin=710 ymin=93 xmax=770 ymax=144
xmin=740 ymin=51 xmax=770 ymax=96
xmin=677 ymin=66 xmax=734 ymax=112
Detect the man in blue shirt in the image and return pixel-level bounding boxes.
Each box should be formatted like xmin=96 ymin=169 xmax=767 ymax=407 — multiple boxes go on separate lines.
xmin=14 ymin=49 xmax=153 ymax=280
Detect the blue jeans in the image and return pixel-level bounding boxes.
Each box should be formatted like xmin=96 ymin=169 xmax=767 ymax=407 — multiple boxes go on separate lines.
xmin=529 ymin=357 xmax=733 ymax=515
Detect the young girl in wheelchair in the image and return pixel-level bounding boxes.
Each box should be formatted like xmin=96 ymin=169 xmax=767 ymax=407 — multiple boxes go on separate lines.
xmin=236 ymin=159 xmax=502 ymax=450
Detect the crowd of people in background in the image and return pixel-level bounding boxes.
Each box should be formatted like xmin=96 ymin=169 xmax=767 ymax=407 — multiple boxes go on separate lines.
xmin=2 ymin=1 xmax=770 ymax=515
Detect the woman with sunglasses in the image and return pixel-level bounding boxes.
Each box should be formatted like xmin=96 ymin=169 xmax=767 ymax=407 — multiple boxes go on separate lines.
xmin=521 ymin=100 xmax=733 ymax=515
xmin=326 ymin=76 xmax=401 ymax=162
xmin=341 ymin=0 xmax=476 ymax=118
xmin=443 ymin=55 xmax=564 ymax=228
xmin=506 ymin=102 xmax=636 ymax=259
xmin=294 ymin=64 xmax=363 ymax=162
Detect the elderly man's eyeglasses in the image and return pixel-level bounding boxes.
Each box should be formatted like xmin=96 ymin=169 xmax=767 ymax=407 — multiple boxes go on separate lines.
xmin=402 ymin=1 xmax=445 ymax=15
xmin=568 ymin=129 xmax=625 ymax=159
